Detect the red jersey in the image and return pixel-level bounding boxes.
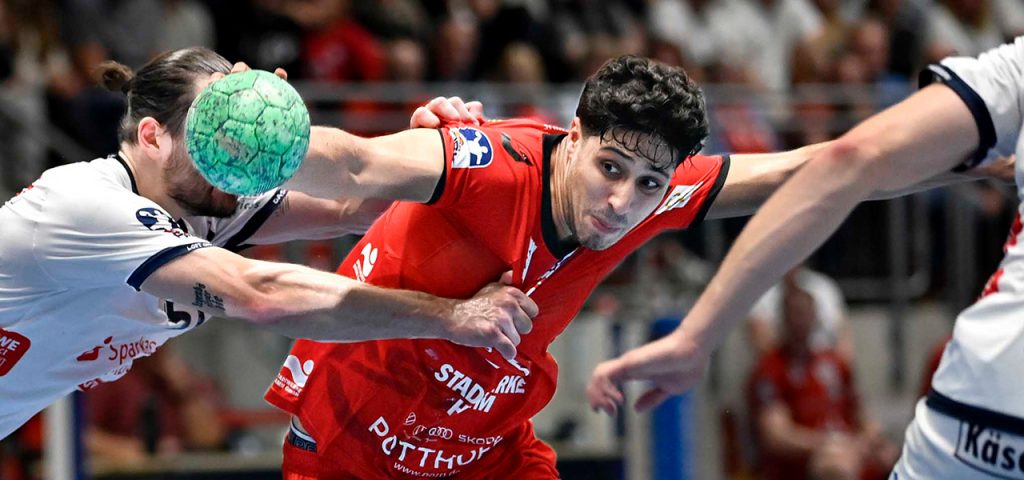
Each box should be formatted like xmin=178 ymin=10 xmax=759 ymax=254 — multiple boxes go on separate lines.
xmin=265 ymin=119 xmax=729 ymax=478
xmin=748 ymin=349 xmax=861 ymax=480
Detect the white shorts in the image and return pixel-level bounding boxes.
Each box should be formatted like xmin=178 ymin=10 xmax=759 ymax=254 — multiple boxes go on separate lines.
xmin=892 ymin=399 xmax=1024 ymax=479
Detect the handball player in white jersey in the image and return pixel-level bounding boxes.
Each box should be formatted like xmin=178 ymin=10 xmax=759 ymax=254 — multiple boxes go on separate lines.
xmin=0 ymin=47 xmax=536 ymax=439
xmin=589 ymin=37 xmax=1024 ymax=479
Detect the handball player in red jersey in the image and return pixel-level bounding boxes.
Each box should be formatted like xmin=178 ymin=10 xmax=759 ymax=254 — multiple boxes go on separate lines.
xmin=268 ymin=55 xmax=972 ymax=479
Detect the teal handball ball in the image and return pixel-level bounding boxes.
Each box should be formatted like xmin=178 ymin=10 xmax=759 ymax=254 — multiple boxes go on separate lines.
xmin=185 ymin=70 xmax=310 ymax=196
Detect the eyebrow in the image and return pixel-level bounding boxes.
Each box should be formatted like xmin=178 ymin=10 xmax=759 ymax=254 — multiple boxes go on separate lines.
xmin=600 ymin=146 xmax=672 ymax=179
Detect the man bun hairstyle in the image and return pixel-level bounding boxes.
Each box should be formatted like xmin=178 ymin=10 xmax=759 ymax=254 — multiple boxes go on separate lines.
xmin=576 ymin=55 xmax=709 ymax=169
xmin=97 ymin=47 xmax=232 ymax=145
xmin=98 ymin=62 xmax=134 ymax=94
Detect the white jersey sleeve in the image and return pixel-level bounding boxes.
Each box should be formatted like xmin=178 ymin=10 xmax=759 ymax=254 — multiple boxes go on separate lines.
xmin=920 ymin=36 xmax=1024 ymax=170
xmin=185 ymin=189 xmax=288 ymax=251
xmin=27 ymin=171 xmax=211 ymax=291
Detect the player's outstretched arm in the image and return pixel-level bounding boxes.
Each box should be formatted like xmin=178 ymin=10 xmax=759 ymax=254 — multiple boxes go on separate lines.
xmin=141 ymin=247 xmax=536 ymax=360
xmin=235 ymin=97 xmax=486 ymax=243
xmin=706 ymin=141 xmax=1013 ymax=220
xmin=283 ymin=95 xmax=486 ymax=203
xmin=588 ymin=84 xmax=982 ymax=413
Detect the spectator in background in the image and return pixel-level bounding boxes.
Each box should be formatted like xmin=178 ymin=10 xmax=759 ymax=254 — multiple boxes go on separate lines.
xmin=157 ymin=0 xmax=215 ymax=52
xmin=0 ymin=0 xmax=65 ymax=195
xmin=208 ymin=0 xmax=305 ymax=76
xmin=926 ymin=0 xmax=1024 ymax=60
xmin=747 ymin=266 xmax=854 ymax=362
xmin=293 ymin=0 xmax=385 ymax=82
xmin=715 ymin=0 xmax=827 ymax=91
xmin=748 ymin=285 xmax=897 ymax=480
xmin=85 ymin=348 xmax=227 ymax=466
xmin=430 ymin=12 xmax=479 ymax=81
xmin=496 ymin=42 xmax=558 ymax=123
xmin=864 ymin=0 xmax=930 ymax=79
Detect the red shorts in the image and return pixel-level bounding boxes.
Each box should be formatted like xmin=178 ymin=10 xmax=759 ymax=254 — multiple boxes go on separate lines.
xmin=281 ymin=421 xmax=560 ymax=479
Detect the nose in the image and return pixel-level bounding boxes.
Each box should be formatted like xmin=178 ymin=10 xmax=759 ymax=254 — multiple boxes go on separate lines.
xmin=607 ymin=182 xmax=636 ymax=218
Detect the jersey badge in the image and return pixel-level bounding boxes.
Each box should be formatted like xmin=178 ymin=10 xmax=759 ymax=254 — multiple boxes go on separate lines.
xmin=136 ymin=207 xmax=188 ymax=237
xmin=450 ymin=127 xmax=493 ymax=169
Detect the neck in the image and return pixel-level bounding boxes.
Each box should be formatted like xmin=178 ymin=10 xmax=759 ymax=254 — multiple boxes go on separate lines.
xmin=549 ymin=137 xmax=576 ymax=243
xmin=121 ymin=145 xmax=188 ymax=219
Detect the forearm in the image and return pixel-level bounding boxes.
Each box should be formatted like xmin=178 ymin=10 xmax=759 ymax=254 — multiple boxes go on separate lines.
xmin=681 ymin=147 xmax=878 ymax=350
xmin=868 ymin=170 xmax=978 ymax=200
xmin=238 ymin=260 xmax=456 ymax=342
xmin=706 ymin=142 xmax=831 ymax=219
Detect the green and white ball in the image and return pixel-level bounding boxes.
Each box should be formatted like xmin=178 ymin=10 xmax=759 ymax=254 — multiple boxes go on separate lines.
xmin=185 ymin=69 xmax=310 ymax=196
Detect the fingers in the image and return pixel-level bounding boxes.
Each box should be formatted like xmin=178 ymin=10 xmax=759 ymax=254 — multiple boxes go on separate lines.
xmin=428 ymin=96 xmax=460 ymax=123
xmin=409 ymin=106 xmax=441 ymax=129
xmin=587 ymin=362 xmax=625 ymax=415
xmin=635 ymin=387 xmax=672 ymax=412
xmin=465 ymin=101 xmax=486 ymax=124
xmin=499 ymin=270 xmax=514 ymax=285
xmin=493 ymin=332 xmax=518 ymax=361
xmin=447 ymin=97 xmax=477 ymax=125
xmin=231 ymin=62 xmax=250 ymax=74
xmin=274 ymin=67 xmax=288 ymax=80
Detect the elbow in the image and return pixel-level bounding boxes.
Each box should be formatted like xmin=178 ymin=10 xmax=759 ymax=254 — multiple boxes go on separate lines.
xmin=811 ymin=138 xmax=888 ymax=187
xmin=230 ymin=266 xmax=294 ymax=326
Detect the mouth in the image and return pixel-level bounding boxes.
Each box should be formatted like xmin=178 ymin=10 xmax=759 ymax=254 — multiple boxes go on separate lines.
xmin=590 ymin=215 xmax=622 ymax=235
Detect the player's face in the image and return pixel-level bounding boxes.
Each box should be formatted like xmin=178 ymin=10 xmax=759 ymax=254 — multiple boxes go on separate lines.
xmin=163 ymin=139 xmax=238 ymax=218
xmin=567 ymin=132 xmax=673 ymax=250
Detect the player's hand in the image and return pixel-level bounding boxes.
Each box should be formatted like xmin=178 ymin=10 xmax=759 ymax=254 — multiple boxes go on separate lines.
xmin=209 ymin=62 xmax=289 ymax=84
xmin=587 ymin=331 xmax=709 ymax=414
xmin=410 ymin=96 xmax=486 ymax=129
xmin=446 ymin=271 xmax=537 ymax=361
xmin=967 ymin=154 xmax=1015 ymax=184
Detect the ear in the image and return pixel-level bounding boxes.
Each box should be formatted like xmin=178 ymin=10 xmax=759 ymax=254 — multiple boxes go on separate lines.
xmin=137 ymin=117 xmax=171 ymax=160
xmin=568 ymin=117 xmax=584 ymax=156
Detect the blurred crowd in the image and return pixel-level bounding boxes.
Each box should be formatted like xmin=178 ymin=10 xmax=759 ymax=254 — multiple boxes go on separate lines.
xmin=0 ymin=0 xmax=1022 ymax=194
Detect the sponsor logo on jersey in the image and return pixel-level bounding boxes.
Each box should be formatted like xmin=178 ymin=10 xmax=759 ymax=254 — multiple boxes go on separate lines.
xmin=955 ymin=422 xmax=1024 ymax=478
xmin=413 ymin=424 xmax=454 ymax=440
xmin=77 ymin=336 xmax=113 ymax=362
xmin=353 ymin=243 xmax=378 ymax=282
xmin=654 ymin=183 xmax=703 ymax=216
xmin=450 ymin=128 xmax=493 ymax=169
xmin=275 ymin=355 xmax=315 ymax=397
xmin=434 ymin=363 xmax=496 ymax=415
xmin=368 ymin=416 xmax=500 ymax=475
xmin=492 ymin=375 xmax=526 ymax=394
xmin=136 ymin=207 xmax=188 ymax=237
xmin=0 ymin=329 xmax=31 ymax=376
xmin=76 ymin=335 xmax=157 ymax=365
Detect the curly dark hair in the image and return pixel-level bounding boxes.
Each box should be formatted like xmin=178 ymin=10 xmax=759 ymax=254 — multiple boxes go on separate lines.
xmin=576 ymin=55 xmax=709 ymax=169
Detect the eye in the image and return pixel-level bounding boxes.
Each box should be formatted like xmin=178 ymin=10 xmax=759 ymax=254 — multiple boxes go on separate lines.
xmin=639 ymin=177 xmax=663 ymax=192
xmin=601 ymin=161 xmax=622 ymax=177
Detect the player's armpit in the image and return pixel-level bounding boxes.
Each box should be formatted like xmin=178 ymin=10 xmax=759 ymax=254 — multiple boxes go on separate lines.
xmin=286 ymin=127 xmax=444 ymax=203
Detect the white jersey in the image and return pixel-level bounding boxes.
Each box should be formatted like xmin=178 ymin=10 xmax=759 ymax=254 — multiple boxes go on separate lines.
xmin=921 ymin=36 xmax=1024 ymax=419
xmin=0 ymin=155 xmax=287 ymax=438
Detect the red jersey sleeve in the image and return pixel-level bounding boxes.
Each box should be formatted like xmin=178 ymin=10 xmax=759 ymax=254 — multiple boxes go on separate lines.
xmin=629 ymin=154 xmax=730 ymax=236
xmin=424 ymin=124 xmax=542 ymax=242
